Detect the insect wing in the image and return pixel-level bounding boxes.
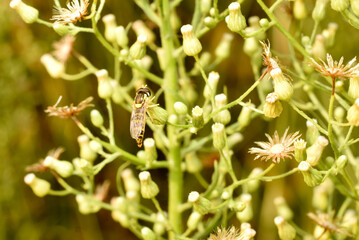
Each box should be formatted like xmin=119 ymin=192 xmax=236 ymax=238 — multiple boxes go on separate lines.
xmin=130 ymin=103 xmax=147 ymax=140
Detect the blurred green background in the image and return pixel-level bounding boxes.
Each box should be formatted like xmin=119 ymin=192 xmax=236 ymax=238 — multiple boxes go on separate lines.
xmin=2 ymin=0 xmax=359 ymax=239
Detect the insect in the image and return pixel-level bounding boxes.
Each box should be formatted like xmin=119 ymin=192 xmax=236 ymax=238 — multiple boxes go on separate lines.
xmin=130 ymin=87 xmax=151 ymax=147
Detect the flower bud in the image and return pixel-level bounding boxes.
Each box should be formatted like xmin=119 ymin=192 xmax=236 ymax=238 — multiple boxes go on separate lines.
xmin=323 ymin=22 xmax=338 ymax=47
xmin=352 ymin=0 xmax=359 ymax=16
xmin=115 ymin=26 xmax=129 ymax=48
xmin=78 ymin=135 xmax=97 ymax=162
xmin=243 ymin=37 xmax=260 ymax=57
xmin=95 ymin=69 xmax=113 ymax=99
xmin=347 ymin=99 xmax=359 ymax=126
xmin=89 ymin=140 xmax=102 ymax=153
xmin=111 ymin=197 xmax=129 ymax=225
xmin=215 ymin=33 xmax=234 ymax=60
xmin=237 ymin=103 xmax=254 ymax=130
xmin=228 ymin=133 xmax=243 ymax=148
xmin=192 ymin=106 xmax=204 ymax=128
xmin=229 ymin=199 xmax=246 ymax=212
xmin=294 ymin=139 xmax=307 ymax=163
xmin=10 ymin=0 xmax=39 ymax=24
xmin=76 ymin=194 xmax=100 ymax=214
xmin=53 ymin=22 xmax=70 ymax=36
xmin=236 ymin=193 xmax=253 ymax=222
xmin=90 ymin=109 xmax=104 ymax=127
xmin=73 ymin=158 xmax=93 ymax=175
xmin=188 ymin=191 xmax=211 ymax=215
xmin=274 ymin=197 xmax=293 ymax=221
xmin=121 ymin=168 xmax=140 ymax=192
xmin=270 ymin=68 xmax=293 ymax=101
xmin=243 ymin=168 xmax=263 ymax=193
xmin=174 ymin=101 xmax=188 ymax=115
xmin=298 ymin=161 xmax=324 ymax=187
xmin=204 ymin=16 xmax=216 ymax=28
xmin=203 ymin=71 xmax=220 ymax=99
xmin=274 ymin=216 xmax=296 ymax=240
xmin=341 ymin=209 xmax=357 ymax=234
xmin=147 ymin=105 xmax=168 ymax=125
xmin=312 ymin=179 xmax=332 ymax=210
xmin=306 ymin=119 xmax=320 ymax=146
xmin=132 ymin=20 xmax=156 ymax=46
xmin=312 ymin=34 xmax=326 ymax=60
xmin=248 ymin=16 xmax=266 ymax=40
xmin=263 ymin=92 xmax=283 ymax=118
xmin=187 ymin=211 xmax=202 ymax=230
xmin=129 ymin=34 xmax=147 ymax=60
xmin=293 ymin=0 xmax=307 ymax=20
xmin=102 ymin=14 xmax=117 ymax=42
xmin=153 ymin=212 xmax=167 ymax=236
xmin=348 ymin=75 xmax=359 ymax=99
xmin=40 ymin=54 xmax=65 ymax=78
xmin=213 ymin=94 xmax=231 ymax=125
xmin=225 ymin=2 xmax=247 ymax=32
xmin=312 ymin=0 xmax=329 ymax=21
xmin=24 ymin=173 xmax=51 ymax=197
xmin=144 ymin=138 xmax=157 ymax=166
xmin=331 ymin=0 xmax=349 ymax=11
xmin=259 ymin=18 xmax=269 ymax=28
xmin=332 ymin=155 xmax=348 ymax=175
xmin=306 ymin=136 xmax=328 ymax=166
xmin=212 ymin=123 xmax=227 ymax=149
xmin=141 ymin=227 xmax=156 ymax=240
xmin=201 ymin=0 xmax=212 ymax=14
xmin=44 ymin=156 xmax=74 ymax=178
xmin=139 ymin=171 xmax=159 ymax=199
xmin=185 ymin=152 xmax=203 ymax=173
xmin=181 ymin=24 xmax=202 ymax=56
xmin=334 ymin=106 xmax=345 ymax=122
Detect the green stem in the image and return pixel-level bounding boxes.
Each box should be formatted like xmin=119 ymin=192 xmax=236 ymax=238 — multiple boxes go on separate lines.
xmin=106 ymin=99 xmax=115 ymax=145
xmin=61 ymin=69 xmax=93 ymax=81
xmin=328 ymin=88 xmax=340 ymax=158
xmin=261 ymin=168 xmax=298 ymax=181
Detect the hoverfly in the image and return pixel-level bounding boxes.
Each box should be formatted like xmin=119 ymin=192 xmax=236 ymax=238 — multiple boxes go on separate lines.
xmin=130 ymin=87 xmax=151 ymax=147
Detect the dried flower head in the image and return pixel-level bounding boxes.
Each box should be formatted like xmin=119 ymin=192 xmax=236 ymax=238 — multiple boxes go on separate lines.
xmin=25 ymin=147 xmax=65 ymax=172
xmin=308 ymin=212 xmax=353 ymax=237
xmin=261 ymin=40 xmax=280 ymax=72
xmin=52 ymin=0 xmax=90 ymax=24
xmin=249 ymin=128 xmax=301 ymax=163
xmin=208 ymin=227 xmax=240 ymax=240
xmin=45 ymin=96 xmax=93 ymax=118
xmin=52 ymin=35 xmax=75 ymax=63
xmin=94 ymin=180 xmax=111 ymax=202
xmin=310 ymin=54 xmax=359 ymax=80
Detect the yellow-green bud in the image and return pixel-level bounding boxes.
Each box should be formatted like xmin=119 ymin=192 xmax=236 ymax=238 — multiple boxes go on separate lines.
xmin=274 ymin=216 xmax=296 ymax=240
xmin=331 ymin=0 xmax=349 ymax=11
xmin=323 ymin=23 xmax=338 ymax=47
xmin=90 ymin=109 xmax=104 ymax=127
xmin=229 ymin=199 xmax=246 ymax=212
xmin=53 ymin=22 xmax=70 ymax=36
xmin=201 ymin=0 xmax=212 ymax=14
xmin=78 ymin=135 xmax=97 ymax=162
xmin=10 ymin=0 xmax=39 ymax=24
xmin=298 ymin=161 xmax=324 ymax=187
xmin=170 ymin=10 xmax=181 ymax=31
xmin=153 ymin=212 xmax=166 ymax=236
xmin=248 ymin=16 xmax=266 ymax=40
xmin=334 ymin=106 xmax=345 ymax=122
xmin=121 ymin=168 xmax=140 ymax=192
xmin=204 ymin=16 xmax=216 ymax=28
xmin=110 ymin=197 xmax=128 ymax=225
xmin=102 ymin=14 xmax=117 ymax=42
xmin=306 ymin=136 xmax=328 ymax=166
xmin=132 ymin=20 xmax=156 ymax=45
xmin=129 ymin=34 xmax=147 ymax=60
xmin=352 ymin=0 xmax=359 ymax=16
xmin=95 ymin=69 xmax=113 ymax=99
xmin=312 ymin=34 xmax=326 ymax=60
xmin=215 ymin=33 xmax=234 ymax=60
xmin=40 ymin=54 xmax=64 ymax=78
xmin=188 ymin=191 xmax=211 ymax=215
xmin=312 ymin=181 xmax=331 ymax=211
xmin=228 ymin=133 xmax=243 ymax=148
xmin=341 ymin=209 xmax=357 ymax=234
xmin=119 ymin=49 xmax=129 ymax=60
xmin=147 ymin=105 xmax=168 ymax=125
xmin=244 ymin=168 xmax=263 ymax=193
xmin=44 ymin=156 xmax=73 ymax=178
xmin=225 ymin=2 xmax=247 ymax=32
xmin=181 ymin=24 xmax=202 ymax=56
xmin=187 ymin=211 xmax=202 ymax=230
xmin=192 ymin=106 xmax=204 ymax=128
xmin=115 ymin=26 xmax=129 ymax=48
xmin=73 ymin=158 xmax=93 ymax=176
xmin=236 ymin=193 xmax=253 ymax=222
xmin=312 ymin=0 xmax=329 ymax=21
xmin=237 ymin=103 xmax=255 ymax=130
xmin=144 ymin=138 xmax=157 ymax=166
xmin=274 ymin=197 xmax=293 ymax=221
xmin=212 ymin=123 xmax=227 ymax=149
xmin=294 ymin=139 xmax=307 ymax=163
xmin=293 ymin=0 xmax=307 ymax=20
xmin=76 ymin=194 xmax=100 ymax=214
xmin=89 ymin=140 xmax=102 ymax=153
xmin=141 ymin=227 xmax=156 ymax=240
xmin=263 ymin=92 xmax=283 ymax=118
xmin=348 ymin=75 xmax=359 ymax=99
xmin=332 ymin=155 xmax=348 ymax=175
xmin=270 ymin=68 xmax=293 ymax=101
xmin=24 ymin=173 xmax=51 ymax=197
xmin=213 ymin=94 xmax=231 ymax=125
xmin=306 ymin=119 xmax=320 ymax=146
xmin=139 ymin=171 xmax=159 ymax=199
xmin=259 ymin=18 xmax=270 ymax=28
xmin=174 ymin=101 xmax=188 ymax=115
xmin=347 ymin=99 xmax=359 ymax=126
xmin=243 ymin=37 xmax=260 ymax=57
xmin=314 ymin=225 xmax=331 ymax=239
xmin=204 ymin=71 xmax=220 ymax=99
xmin=185 ymin=152 xmax=203 ymax=173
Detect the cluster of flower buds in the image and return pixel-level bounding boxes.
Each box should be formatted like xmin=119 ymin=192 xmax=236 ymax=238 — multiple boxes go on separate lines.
xmin=274 ymin=216 xmax=296 ymax=240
